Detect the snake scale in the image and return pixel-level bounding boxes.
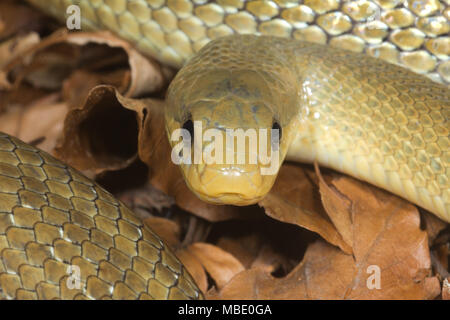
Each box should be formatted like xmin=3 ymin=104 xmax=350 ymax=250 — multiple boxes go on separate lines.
xmin=0 ymin=0 xmax=448 ymax=299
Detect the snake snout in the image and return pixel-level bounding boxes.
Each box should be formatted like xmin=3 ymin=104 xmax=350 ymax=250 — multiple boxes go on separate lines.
xmin=185 ymin=163 xmax=278 ymax=205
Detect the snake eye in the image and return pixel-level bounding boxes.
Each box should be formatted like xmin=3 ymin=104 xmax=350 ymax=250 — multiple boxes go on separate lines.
xmin=182 ymin=118 xmax=194 ymax=141
xmin=272 ymin=121 xmax=282 ymax=140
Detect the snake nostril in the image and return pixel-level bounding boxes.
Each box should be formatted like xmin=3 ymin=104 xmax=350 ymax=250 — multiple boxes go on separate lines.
xmin=272 ymin=121 xmax=282 ymax=140
xmin=272 ymin=121 xmax=282 ymax=151
xmin=182 ymin=118 xmax=194 ymax=142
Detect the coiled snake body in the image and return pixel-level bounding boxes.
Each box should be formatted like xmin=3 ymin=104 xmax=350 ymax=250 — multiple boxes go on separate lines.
xmin=0 ymin=0 xmax=449 ymax=299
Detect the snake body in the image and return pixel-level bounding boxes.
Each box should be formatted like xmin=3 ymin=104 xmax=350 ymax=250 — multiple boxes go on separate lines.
xmin=0 ymin=133 xmax=201 ymax=299
xmin=0 ymin=0 xmax=449 ymax=299
xmin=25 ymin=0 xmax=449 ymax=84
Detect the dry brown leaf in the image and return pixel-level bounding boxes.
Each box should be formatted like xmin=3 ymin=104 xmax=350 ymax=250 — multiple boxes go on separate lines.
xmin=216 ymin=235 xmax=263 ymax=269
xmin=144 ymin=217 xmax=181 ymax=249
xmin=0 ymin=32 xmax=40 ymax=80
xmin=20 ymin=42 xmax=81 ymax=90
xmin=210 ymin=236 xmax=439 ymax=300
xmin=1 ymin=21 xmax=167 ymax=166
xmin=177 ymin=249 xmax=209 ymax=293
xmin=250 ymin=245 xmax=285 ymax=274
xmin=215 ymin=233 xmax=285 ymax=274
xmin=0 ymin=0 xmax=47 ymax=40
xmin=189 ymin=242 xmax=245 ymax=290
xmin=207 ymin=241 xmax=355 ymax=299
xmin=430 ymin=235 xmax=449 ymax=280
xmin=3 ymin=29 xmax=165 ymax=97
xmin=316 ymin=164 xmax=354 ymax=249
xmin=330 ymin=177 xmax=439 ymax=298
xmin=0 ymin=92 xmax=67 ymax=153
xmin=435 ymin=243 xmax=449 ymax=273
xmin=62 ymin=69 xmax=130 ymax=110
xmin=210 ymin=175 xmax=440 ymax=299
xmin=0 ymin=32 xmax=43 ymax=107
xmin=420 ymin=210 xmax=448 ymax=243
xmin=1 ymin=84 xmax=52 ymax=113
xmin=54 ymin=85 xmax=139 ymax=172
xmin=259 ymin=164 xmax=352 ymax=254
xmin=64 ymin=31 xmax=166 ymax=96
xmin=0 ymin=72 xmax=9 ymax=92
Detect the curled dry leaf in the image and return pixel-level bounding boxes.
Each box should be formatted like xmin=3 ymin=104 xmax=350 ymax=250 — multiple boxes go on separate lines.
xmin=63 ymin=31 xmax=167 ymax=97
xmin=0 ymin=96 xmax=67 ymax=153
xmin=430 ymin=237 xmax=449 ymax=280
xmin=54 ymin=85 xmax=139 ymax=172
xmin=216 ymin=235 xmax=265 ymax=270
xmin=250 ymin=245 xmax=286 ymax=274
xmin=188 ymin=243 xmax=245 ymax=290
xmin=323 ymin=176 xmax=439 ymax=299
xmin=215 ymin=233 xmax=286 ymax=274
xmin=145 ymin=217 xmax=181 ymax=249
xmin=3 ymin=29 xmax=166 ymax=98
xmin=259 ymin=164 xmax=352 ymax=254
xmin=176 ymin=249 xmax=209 ymax=293
xmin=0 ymin=24 xmax=68 ymax=151
xmin=0 ymin=72 xmax=9 ymax=92
xmin=2 ymin=21 xmax=167 ymax=164
xmin=420 ymin=210 xmax=448 ymax=243
xmin=0 ymin=32 xmax=41 ymax=88
xmin=0 ymin=0 xmax=47 ymax=40
xmin=0 ymin=32 xmax=45 ymax=111
xmin=316 ymin=163 xmax=354 ymax=249
xmin=208 ymin=241 xmax=355 ymax=300
xmin=62 ymin=69 xmax=130 ymax=110
xmin=210 ymin=175 xmax=440 ymax=299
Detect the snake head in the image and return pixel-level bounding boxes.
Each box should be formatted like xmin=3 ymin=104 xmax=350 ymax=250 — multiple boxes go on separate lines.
xmin=164 ymin=36 xmax=302 ymax=205
xmin=165 ymin=60 xmax=299 ymax=205
xmin=166 ymin=98 xmax=287 ymax=205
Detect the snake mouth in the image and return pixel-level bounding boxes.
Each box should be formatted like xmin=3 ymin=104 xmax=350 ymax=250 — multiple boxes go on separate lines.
xmin=194 ymin=191 xmax=263 ymax=206
xmin=181 ymin=162 xmax=280 ymax=206
xmin=183 ymin=166 xmax=270 ymax=206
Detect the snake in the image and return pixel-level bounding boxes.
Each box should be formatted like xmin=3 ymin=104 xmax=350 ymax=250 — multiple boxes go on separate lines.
xmin=0 ymin=0 xmax=448 ymax=299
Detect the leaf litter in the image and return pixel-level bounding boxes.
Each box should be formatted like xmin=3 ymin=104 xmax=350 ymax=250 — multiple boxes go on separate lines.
xmin=0 ymin=1 xmax=448 ymax=299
